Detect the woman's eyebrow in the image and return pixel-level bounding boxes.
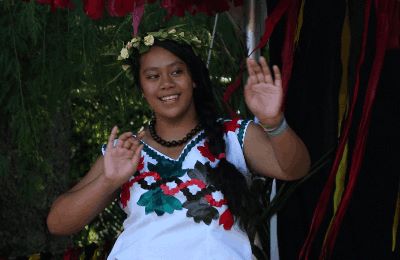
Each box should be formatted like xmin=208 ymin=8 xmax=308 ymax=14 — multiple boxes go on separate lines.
xmin=142 ymin=60 xmax=185 ymax=73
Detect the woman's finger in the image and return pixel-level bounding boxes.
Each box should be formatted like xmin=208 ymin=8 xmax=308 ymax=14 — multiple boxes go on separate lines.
xmin=272 ymin=65 xmax=282 ymax=88
xmin=250 ymin=58 xmax=265 ymax=83
xmin=246 ymin=58 xmax=259 ymax=85
xmin=259 ymin=57 xmax=273 ymax=84
xmin=119 ymin=132 xmax=134 ymax=141
xmin=131 ymin=144 xmax=144 ymax=165
xmin=115 ymin=132 xmax=132 ymax=148
xmin=123 ymin=139 xmax=134 ymax=150
xmin=106 ymin=126 xmax=118 ymax=150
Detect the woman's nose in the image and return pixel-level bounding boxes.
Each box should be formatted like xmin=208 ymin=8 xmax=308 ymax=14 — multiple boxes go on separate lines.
xmin=160 ymin=75 xmax=174 ymax=89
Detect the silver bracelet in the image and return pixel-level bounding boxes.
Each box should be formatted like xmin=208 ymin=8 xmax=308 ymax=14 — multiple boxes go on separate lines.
xmin=260 ymin=117 xmax=288 ymax=136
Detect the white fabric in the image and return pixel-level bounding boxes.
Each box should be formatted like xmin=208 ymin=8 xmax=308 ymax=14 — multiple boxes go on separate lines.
xmin=107 ymin=119 xmax=253 ymax=260
xmin=269 ymin=179 xmax=280 ymax=260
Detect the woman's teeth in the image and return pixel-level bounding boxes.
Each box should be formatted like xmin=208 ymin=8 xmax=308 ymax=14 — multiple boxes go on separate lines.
xmin=161 ymin=95 xmax=179 ymax=102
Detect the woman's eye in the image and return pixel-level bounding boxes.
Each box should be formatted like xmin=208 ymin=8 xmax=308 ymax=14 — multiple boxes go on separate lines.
xmin=171 ymin=69 xmax=183 ymax=76
xmin=146 ymin=74 xmax=159 ymax=80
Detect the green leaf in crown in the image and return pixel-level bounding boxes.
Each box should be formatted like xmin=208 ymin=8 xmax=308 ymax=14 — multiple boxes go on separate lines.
xmin=138 ymin=188 xmax=183 ymax=216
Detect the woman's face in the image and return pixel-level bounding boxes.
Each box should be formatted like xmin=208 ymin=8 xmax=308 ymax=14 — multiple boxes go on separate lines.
xmin=139 ymin=46 xmax=196 ymax=122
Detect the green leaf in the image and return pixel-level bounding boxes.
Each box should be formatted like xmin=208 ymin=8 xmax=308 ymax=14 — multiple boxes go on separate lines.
xmin=137 ymin=188 xmax=183 ymax=216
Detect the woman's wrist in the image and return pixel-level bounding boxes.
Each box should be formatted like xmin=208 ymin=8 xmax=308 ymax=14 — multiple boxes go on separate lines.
xmin=259 ymin=115 xmax=288 ymax=136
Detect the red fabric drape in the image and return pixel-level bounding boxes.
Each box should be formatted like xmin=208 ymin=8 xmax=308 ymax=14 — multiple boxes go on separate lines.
xmin=320 ymin=1 xmax=397 ymax=258
xmin=387 ymin=1 xmax=400 ymax=50
xmin=298 ymin=1 xmax=372 ymax=258
xmin=300 ymin=1 xmax=399 ymax=259
xmin=84 ymin=0 xmax=105 ymax=19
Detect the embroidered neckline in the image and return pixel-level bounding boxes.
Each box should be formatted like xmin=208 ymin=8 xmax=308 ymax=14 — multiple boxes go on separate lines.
xmin=141 ymin=131 xmax=206 ymax=163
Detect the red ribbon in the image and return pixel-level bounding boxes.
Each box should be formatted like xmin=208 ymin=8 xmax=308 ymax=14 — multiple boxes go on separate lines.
xmin=281 ymin=0 xmax=302 ymax=101
xmin=132 ymin=1 xmax=145 ymax=36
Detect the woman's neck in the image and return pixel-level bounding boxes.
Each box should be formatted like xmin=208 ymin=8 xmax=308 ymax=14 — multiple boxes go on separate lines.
xmin=153 ymin=114 xmax=200 ymax=142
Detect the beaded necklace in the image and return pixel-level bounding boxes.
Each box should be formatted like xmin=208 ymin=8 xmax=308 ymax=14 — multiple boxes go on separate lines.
xmin=149 ymin=119 xmax=202 ymax=147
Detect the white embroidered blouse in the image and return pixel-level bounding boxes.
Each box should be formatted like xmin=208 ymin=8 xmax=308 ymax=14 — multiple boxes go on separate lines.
xmin=106 ymin=119 xmax=253 ymax=260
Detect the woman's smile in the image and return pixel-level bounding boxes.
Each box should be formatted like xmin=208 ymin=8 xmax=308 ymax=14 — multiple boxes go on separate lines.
xmin=159 ymin=94 xmax=180 ymax=103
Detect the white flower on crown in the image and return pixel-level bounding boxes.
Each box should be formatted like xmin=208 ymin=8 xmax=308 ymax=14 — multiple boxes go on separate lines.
xmin=131 ymin=37 xmax=140 ymax=43
xmin=168 ymin=29 xmax=176 ymax=34
xmin=120 ymin=48 xmax=129 ymax=59
xmin=144 ymin=35 xmax=155 ymax=46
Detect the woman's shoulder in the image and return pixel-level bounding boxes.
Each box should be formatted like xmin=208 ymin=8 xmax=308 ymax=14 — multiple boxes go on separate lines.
xmin=218 ymin=117 xmax=252 ymax=133
xmin=217 ymin=117 xmax=253 ymax=149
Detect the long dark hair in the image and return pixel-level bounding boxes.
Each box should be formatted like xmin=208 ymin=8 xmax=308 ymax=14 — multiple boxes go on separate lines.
xmin=134 ymin=39 xmax=270 ymax=259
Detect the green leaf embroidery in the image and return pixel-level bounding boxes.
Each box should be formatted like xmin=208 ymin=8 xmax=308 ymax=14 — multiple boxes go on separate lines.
xmin=148 ymin=160 xmax=186 ymax=179
xmin=138 ymin=188 xmax=183 ymax=216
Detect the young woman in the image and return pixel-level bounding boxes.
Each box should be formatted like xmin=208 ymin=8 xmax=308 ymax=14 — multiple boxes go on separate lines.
xmin=47 ymin=28 xmax=310 ymax=259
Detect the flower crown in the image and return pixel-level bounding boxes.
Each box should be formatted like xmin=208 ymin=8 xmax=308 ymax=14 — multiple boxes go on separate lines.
xmin=117 ymin=26 xmax=209 ymax=80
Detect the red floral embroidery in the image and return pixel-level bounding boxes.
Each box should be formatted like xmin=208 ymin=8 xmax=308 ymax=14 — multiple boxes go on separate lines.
xmin=121 ymin=179 xmax=134 ymax=208
xmin=223 ymin=118 xmax=240 ymax=133
xmin=137 ymin=156 xmax=144 ymax=171
xmin=160 ymin=183 xmax=181 ymax=195
xmin=204 ymin=194 xmax=227 ymax=207
xmin=161 ymin=179 xmax=207 ymax=195
xmin=132 ymin=171 xmax=160 ymax=183
xmin=197 ymin=142 xmax=217 ymax=162
xmin=219 ymin=209 xmax=234 ymax=230
xmin=121 ymin=171 xmax=160 ymax=208
xmin=184 ymin=179 xmax=206 ymax=189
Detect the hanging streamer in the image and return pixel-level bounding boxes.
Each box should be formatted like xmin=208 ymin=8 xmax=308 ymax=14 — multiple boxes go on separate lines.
xmin=132 ymin=1 xmax=145 ymax=36
xmin=280 ymin=0 xmax=302 ymax=100
xmin=294 ymin=0 xmax=305 ymax=46
xmin=299 ymin=1 xmax=372 ymax=258
xmin=320 ymin=0 xmax=397 ymax=258
xmin=334 ymin=0 xmax=351 ymax=215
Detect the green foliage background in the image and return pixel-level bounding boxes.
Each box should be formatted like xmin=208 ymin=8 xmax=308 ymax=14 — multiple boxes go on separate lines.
xmin=0 ymin=0 xmax=249 ymax=257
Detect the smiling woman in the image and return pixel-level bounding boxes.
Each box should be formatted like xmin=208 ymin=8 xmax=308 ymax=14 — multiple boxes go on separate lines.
xmin=46 ymin=26 xmax=310 ymax=260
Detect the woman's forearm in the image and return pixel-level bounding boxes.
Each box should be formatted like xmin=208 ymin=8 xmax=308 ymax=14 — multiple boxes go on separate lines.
xmin=47 ymin=159 xmax=118 ymax=235
xmin=267 ymin=127 xmax=311 ymax=180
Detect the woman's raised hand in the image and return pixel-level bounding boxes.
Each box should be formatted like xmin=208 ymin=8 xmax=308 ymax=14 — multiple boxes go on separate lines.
xmin=244 ymin=57 xmax=283 ymax=127
xmin=103 ymin=126 xmax=144 ymax=189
